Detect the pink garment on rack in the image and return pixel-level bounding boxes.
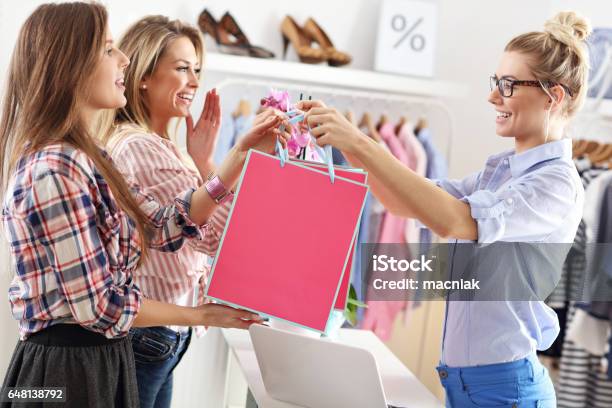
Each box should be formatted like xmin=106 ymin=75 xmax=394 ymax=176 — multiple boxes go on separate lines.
xmin=397 ymin=122 xmax=428 ymax=327
xmin=377 ymin=123 xmax=409 ymax=244
xmin=398 ymin=122 xmax=428 ymax=244
xmin=360 ymin=123 xmax=409 ymax=340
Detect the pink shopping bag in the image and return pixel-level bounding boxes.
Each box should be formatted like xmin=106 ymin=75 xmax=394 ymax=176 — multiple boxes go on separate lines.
xmin=291 ymin=159 xmax=367 ymax=311
xmin=206 ymin=150 xmax=368 ymax=333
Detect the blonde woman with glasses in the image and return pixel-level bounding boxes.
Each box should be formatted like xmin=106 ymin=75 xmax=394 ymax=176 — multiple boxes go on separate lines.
xmin=299 ymin=11 xmax=590 ymax=407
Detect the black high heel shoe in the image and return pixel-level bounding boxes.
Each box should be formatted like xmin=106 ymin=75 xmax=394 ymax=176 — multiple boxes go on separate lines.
xmin=220 ymin=12 xmax=275 ymax=59
xmin=198 ymin=9 xmax=274 ymax=59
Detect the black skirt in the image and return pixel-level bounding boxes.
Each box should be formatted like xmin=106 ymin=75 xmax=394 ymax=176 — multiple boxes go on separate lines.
xmin=1 ymin=324 xmax=139 ymax=408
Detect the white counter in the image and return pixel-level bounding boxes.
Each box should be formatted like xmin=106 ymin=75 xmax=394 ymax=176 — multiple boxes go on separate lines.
xmin=221 ymin=328 xmax=444 ymax=408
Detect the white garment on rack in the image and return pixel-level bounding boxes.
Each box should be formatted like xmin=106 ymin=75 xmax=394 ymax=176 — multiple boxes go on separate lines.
xmin=566 ymin=308 xmax=610 ymax=355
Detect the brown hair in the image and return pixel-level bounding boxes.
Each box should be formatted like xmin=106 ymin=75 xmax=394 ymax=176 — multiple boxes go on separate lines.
xmin=505 ymin=11 xmax=592 ymax=116
xmin=0 ymin=2 xmax=150 ymax=261
xmin=100 ymin=15 xmax=204 ymax=143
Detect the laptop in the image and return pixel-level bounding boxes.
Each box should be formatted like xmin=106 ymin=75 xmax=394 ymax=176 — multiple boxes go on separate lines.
xmin=249 ymin=324 xmax=405 ymax=408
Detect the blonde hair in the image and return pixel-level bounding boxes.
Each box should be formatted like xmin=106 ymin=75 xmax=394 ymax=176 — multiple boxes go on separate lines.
xmin=100 ymin=15 xmax=204 ymax=143
xmin=505 ymin=11 xmax=592 ymax=117
xmin=0 ymin=2 xmax=151 ymax=263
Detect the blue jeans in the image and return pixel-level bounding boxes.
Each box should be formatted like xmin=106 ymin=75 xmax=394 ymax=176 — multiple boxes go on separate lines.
xmin=437 ymin=354 xmax=556 ymax=407
xmin=129 ymin=326 xmax=192 ymax=408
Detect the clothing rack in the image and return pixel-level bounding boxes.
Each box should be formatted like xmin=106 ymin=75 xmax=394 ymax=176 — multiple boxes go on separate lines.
xmin=214 ymin=78 xmax=455 ymax=164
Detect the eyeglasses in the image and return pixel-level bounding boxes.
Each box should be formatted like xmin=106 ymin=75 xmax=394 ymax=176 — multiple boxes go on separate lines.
xmin=489 ymin=76 xmax=573 ymax=98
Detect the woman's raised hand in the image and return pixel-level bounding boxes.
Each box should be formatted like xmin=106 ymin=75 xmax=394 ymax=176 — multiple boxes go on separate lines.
xmin=186 ymin=88 xmax=221 ymax=172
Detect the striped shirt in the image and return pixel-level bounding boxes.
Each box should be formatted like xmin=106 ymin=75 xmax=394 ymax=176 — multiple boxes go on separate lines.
xmin=3 ymin=144 xmax=212 ymax=339
xmin=107 ymin=124 xmax=230 ymax=333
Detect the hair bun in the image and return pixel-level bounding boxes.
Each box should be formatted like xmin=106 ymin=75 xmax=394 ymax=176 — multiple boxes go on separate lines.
xmin=544 ymin=11 xmax=591 ymax=45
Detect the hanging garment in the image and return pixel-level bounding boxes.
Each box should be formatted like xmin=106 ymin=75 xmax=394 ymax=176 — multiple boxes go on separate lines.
xmin=566 ymin=308 xmax=610 ymax=355
xmin=565 ymin=171 xmax=612 ymax=374
xmin=581 ymin=172 xmax=612 ymax=304
xmin=332 ymin=147 xmax=347 ymax=165
xmin=360 ymin=123 xmax=411 ymax=340
xmin=214 ymin=111 xmax=254 ymax=165
xmin=557 ymin=308 xmax=612 ymax=408
xmin=397 ymin=122 xmax=427 ymax=245
xmin=556 ymin=169 xmax=612 ymax=408
xmin=542 ymin=161 xmax=608 ymax=360
xmin=416 ymin=126 xmax=448 ymax=253
xmin=416 ymin=127 xmax=448 ymax=180
xmin=376 ymin=123 xmax=410 ymax=243
xmin=365 ymin=139 xmax=391 ymax=245
xmin=354 ymin=137 xmax=388 ymax=324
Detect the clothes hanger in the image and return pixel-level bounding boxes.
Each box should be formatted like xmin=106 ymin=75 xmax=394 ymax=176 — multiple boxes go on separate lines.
xmin=415 ymin=118 xmax=428 ymax=134
xmin=572 ymin=139 xmax=590 ymax=157
xmin=358 ymin=112 xmax=371 ymax=129
xmin=358 ymin=112 xmax=380 ymax=142
xmin=583 ymin=140 xmax=601 ymax=156
xmin=395 ymin=116 xmax=407 ymax=136
xmin=590 ymin=143 xmax=612 ymax=164
xmin=376 ymin=114 xmax=389 ymax=131
xmin=586 ymin=142 xmax=608 ymax=161
xmin=232 ymin=99 xmax=252 ymax=119
xmin=572 ymin=139 xmax=597 ymax=157
xmin=345 ymin=110 xmax=355 ymax=125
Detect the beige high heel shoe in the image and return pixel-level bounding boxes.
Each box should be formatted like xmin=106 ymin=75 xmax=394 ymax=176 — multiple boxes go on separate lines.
xmin=280 ymin=16 xmax=326 ymax=64
xmin=303 ymin=17 xmax=352 ymax=67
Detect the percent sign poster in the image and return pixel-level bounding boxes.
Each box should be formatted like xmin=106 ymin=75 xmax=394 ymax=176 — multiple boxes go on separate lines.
xmin=206 ymin=150 xmax=369 ymax=333
xmin=374 ymin=0 xmax=438 ymax=77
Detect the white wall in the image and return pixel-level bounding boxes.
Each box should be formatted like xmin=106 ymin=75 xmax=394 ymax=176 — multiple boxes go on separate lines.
xmin=1 ymin=0 xmax=611 ymax=406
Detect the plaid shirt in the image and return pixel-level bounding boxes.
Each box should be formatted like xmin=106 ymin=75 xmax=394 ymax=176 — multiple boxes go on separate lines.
xmin=3 ymin=144 xmax=212 ymax=339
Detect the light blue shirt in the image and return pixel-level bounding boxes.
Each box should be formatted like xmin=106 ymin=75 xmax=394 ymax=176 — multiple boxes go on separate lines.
xmin=436 ymin=138 xmax=584 ymax=367
xmin=214 ymin=113 xmax=254 ymax=166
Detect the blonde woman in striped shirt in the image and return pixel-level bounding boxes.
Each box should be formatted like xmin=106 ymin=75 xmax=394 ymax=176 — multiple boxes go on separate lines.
xmin=100 ymin=15 xmax=279 ymax=408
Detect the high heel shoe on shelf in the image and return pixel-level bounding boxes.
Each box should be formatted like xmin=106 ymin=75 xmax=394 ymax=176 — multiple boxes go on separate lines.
xmin=198 ymin=9 xmax=274 ymax=59
xmin=220 ymin=12 xmax=275 ymax=59
xmin=303 ymin=17 xmax=352 ymax=67
xmin=280 ymin=16 xmax=326 ymax=64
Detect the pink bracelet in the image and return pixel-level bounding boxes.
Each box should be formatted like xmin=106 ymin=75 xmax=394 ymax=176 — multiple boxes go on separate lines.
xmin=205 ymin=174 xmax=233 ymax=204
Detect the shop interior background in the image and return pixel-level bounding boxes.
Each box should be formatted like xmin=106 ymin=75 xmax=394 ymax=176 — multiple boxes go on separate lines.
xmin=0 ymin=0 xmax=608 ymax=405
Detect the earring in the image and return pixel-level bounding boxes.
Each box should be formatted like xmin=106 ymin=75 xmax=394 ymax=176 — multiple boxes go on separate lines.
xmin=141 ymin=84 xmax=147 ymax=90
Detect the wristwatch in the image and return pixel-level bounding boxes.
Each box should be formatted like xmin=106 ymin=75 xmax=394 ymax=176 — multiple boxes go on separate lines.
xmin=205 ymin=173 xmax=233 ymax=204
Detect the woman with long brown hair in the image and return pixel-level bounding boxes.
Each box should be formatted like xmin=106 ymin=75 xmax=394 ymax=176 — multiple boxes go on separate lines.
xmin=0 ymin=3 xmax=287 ymax=407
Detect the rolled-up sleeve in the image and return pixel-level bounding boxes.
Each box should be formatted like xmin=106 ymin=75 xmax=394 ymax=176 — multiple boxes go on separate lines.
xmin=110 ymin=135 xmax=226 ymax=254
xmin=434 ymin=171 xmax=482 ymax=199
xmin=135 ymin=186 xmax=214 ymax=252
xmin=460 ymin=167 xmax=578 ymax=243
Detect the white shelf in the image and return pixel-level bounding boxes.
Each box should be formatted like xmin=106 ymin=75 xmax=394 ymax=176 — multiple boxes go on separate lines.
xmin=205 ymin=53 xmax=468 ymax=99
xmin=595 ymin=98 xmax=612 ymax=116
